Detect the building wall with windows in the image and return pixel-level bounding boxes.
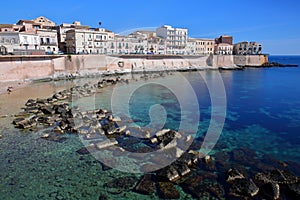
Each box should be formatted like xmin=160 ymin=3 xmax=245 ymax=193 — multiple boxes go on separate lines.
xmin=214 ymin=43 xmax=233 ymax=55
xmin=156 ymin=25 xmax=187 ymax=55
xmin=0 ymin=32 xmax=40 ymax=54
xmin=233 ymin=41 xmax=263 ymax=55
xmin=66 ymin=28 xmax=111 ymax=54
xmin=37 ymin=29 xmax=58 ymax=53
xmin=195 ymin=38 xmax=215 ymax=55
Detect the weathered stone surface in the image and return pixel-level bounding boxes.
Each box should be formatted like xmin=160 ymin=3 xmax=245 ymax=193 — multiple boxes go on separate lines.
xmin=157 ymin=182 xmax=180 ymax=199
xmin=134 ymin=174 xmax=156 ymax=195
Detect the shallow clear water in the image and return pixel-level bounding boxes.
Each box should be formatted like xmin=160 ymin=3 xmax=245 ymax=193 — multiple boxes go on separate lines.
xmin=0 ymin=56 xmax=299 ymax=199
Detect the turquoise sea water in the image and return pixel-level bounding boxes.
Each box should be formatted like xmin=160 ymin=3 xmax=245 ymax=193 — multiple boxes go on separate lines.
xmin=0 ymin=56 xmax=299 ymax=199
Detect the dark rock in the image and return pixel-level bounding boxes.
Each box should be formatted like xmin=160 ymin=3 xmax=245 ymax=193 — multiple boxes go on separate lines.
xmin=98 ymin=193 xmax=108 ymax=200
xmin=17 ymin=119 xmax=36 ymax=129
xmin=229 ymin=178 xmax=259 ymax=197
xmin=25 ymin=99 xmax=37 ymax=106
xmin=230 ymin=147 xmax=258 ymax=166
xmin=157 ymin=182 xmax=180 ymax=199
xmin=157 ymin=130 xmax=176 ymax=147
xmin=40 ymin=106 xmax=54 ymax=115
xmin=156 ymin=165 xmax=180 ymax=182
xmin=13 ymin=117 xmax=26 ymax=125
xmin=255 ymin=169 xmax=299 ymax=185
xmin=134 ymin=174 xmax=156 ymax=195
xmin=104 ymin=176 xmax=137 ymax=194
xmin=227 ymin=168 xmax=245 ymax=182
xmin=42 ymin=134 xmax=67 ymax=143
xmin=208 ymin=183 xmax=225 ymax=199
xmin=177 ymin=151 xmax=199 ymax=166
xmin=260 ymin=182 xmax=280 ymax=200
xmin=173 ymin=162 xmax=191 ymax=177
xmin=287 ymin=182 xmax=300 ymax=199
xmin=76 ymin=147 xmax=90 ymax=155
xmin=36 ymin=98 xmax=47 ymax=104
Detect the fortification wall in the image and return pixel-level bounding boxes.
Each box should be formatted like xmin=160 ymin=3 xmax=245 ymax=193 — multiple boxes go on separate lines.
xmin=0 ymin=54 xmax=268 ymax=82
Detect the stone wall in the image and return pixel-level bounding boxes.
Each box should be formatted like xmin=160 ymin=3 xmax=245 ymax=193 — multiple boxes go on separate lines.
xmin=0 ymin=54 xmax=268 ymax=82
xmin=234 ymin=54 xmax=268 ymax=66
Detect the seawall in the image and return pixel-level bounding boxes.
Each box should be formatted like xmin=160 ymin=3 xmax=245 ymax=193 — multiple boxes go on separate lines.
xmin=0 ymin=54 xmax=268 ymax=82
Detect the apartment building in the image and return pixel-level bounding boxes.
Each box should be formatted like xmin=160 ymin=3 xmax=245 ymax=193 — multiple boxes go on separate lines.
xmin=156 ymin=25 xmax=187 ymax=55
xmin=66 ymin=28 xmax=113 ymax=54
xmin=57 ymin=21 xmax=90 ymax=53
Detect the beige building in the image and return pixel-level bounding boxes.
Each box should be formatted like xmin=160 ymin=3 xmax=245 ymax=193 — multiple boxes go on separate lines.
xmin=195 ymin=38 xmax=214 ymax=55
xmin=156 ymin=25 xmax=187 ymax=55
xmin=66 ymin=28 xmax=114 ymax=54
xmin=57 ymin=21 xmax=91 ymax=53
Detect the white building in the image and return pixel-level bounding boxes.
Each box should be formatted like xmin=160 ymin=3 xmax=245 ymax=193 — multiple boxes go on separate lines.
xmin=0 ymin=32 xmax=40 ymax=54
xmin=37 ymin=28 xmax=58 ymax=54
xmin=156 ymin=25 xmax=187 ymax=55
xmin=186 ymin=38 xmax=197 ymax=55
xmin=215 ymin=43 xmax=233 ymax=55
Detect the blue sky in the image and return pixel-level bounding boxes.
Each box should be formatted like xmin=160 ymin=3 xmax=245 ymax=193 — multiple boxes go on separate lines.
xmin=1 ymin=0 xmax=300 ymax=55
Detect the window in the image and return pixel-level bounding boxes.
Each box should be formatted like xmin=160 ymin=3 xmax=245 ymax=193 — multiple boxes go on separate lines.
xmin=46 ymin=38 xmax=50 ymax=44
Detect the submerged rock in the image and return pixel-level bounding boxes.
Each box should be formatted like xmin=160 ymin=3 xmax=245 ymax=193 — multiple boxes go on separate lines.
xmin=157 ymin=182 xmax=180 ymax=199
xmin=41 ymin=134 xmax=67 ymax=143
xmin=134 ymin=174 xmax=156 ymax=195
xmin=104 ymin=176 xmax=137 ymax=194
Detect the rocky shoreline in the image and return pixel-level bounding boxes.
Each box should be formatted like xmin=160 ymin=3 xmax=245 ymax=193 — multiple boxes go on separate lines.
xmin=9 ymin=72 xmax=300 ymax=199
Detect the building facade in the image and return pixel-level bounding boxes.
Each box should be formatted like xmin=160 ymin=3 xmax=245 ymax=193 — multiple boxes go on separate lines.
xmin=233 ymin=41 xmax=263 ymax=55
xmin=156 ymin=25 xmax=187 ymax=55
xmin=0 ymin=32 xmax=40 ymax=54
xmin=37 ymin=28 xmax=58 ymax=53
xmin=214 ymin=43 xmax=233 ymax=55
xmin=195 ymin=38 xmax=214 ymax=55
xmin=66 ymin=28 xmax=113 ymax=54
